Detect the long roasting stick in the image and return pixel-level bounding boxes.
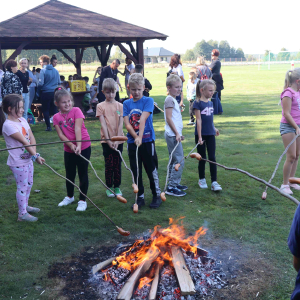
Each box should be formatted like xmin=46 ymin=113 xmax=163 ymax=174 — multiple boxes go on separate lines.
xmin=43 ymin=162 xmax=130 ymax=236
xmin=262 ymin=134 xmax=300 ymax=200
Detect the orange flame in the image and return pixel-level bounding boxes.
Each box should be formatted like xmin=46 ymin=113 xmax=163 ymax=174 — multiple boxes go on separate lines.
xmin=137 ymin=276 xmax=153 ymax=289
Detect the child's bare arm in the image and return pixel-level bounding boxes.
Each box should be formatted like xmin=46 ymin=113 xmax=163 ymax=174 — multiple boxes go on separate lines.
xmin=99 ymin=115 xmax=115 ymax=149
xmin=54 ymin=125 xmax=76 ymax=152
xmin=165 ymin=108 xmax=181 ymax=142
xmin=74 ymin=118 xmax=83 ymax=154
xmin=194 ymin=109 xmax=203 ymax=144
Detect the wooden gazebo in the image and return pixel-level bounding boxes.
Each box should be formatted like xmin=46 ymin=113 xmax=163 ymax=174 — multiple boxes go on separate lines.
xmin=0 ymin=0 xmax=167 ymax=74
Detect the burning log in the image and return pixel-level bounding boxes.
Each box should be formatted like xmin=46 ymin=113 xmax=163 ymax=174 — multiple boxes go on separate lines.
xmin=171 ymin=246 xmax=196 ymax=295
xmin=92 ymin=257 xmax=116 ymax=275
xmin=149 ymin=264 xmax=160 ymax=300
xmin=117 ymin=247 xmax=160 ymax=300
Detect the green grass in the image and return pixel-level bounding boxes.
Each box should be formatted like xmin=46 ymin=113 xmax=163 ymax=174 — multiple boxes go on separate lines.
xmin=0 ymin=64 xmax=298 ymax=299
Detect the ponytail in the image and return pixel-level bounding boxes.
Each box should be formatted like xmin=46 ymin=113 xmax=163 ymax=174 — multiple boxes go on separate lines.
xmin=284 ymin=68 xmax=300 ymax=90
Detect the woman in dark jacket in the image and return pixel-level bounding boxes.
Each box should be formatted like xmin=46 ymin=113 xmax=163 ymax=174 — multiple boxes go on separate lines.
xmin=1 ymin=60 xmax=23 ymax=98
xmin=209 ymin=49 xmax=224 ymax=101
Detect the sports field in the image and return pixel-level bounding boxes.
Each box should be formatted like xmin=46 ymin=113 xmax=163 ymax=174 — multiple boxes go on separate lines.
xmin=0 ymin=64 xmax=299 ymax=299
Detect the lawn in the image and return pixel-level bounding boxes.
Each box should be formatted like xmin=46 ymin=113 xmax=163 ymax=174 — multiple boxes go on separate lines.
xmin=0 ymin=63 xmax=299 ymax=299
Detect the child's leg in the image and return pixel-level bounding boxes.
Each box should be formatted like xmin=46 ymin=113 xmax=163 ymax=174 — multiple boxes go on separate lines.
xmin=26 ymin=162 xmax=34 ymax=207
xmin=64 ymin=151 xmax=77 ymax=198
xmin=113 ymin=143 xmax=123 ymax=188
xmin=128 ymin=143 xmax=144 ymax=197
xmin=196 ymin=135 xmax=207 ymax=180
xmin=189 ymin=101 xmax=195 ymax=122
xmin=10 ymin=165 xmax=30 ymax=216
xmin=205 ymin=135 xmax=217 ymax=182
xmin=165 ymin=133 xmax=184 ymax=187
xmin=141 ymin=141 xmax=161 ymax=197
xmin=290 ymin=136 xmax=300 ymax=177
xmin=102 ymin=143 xmax=114 ymax=188
xmin=76 ymin=146 xmax=91 ymax=200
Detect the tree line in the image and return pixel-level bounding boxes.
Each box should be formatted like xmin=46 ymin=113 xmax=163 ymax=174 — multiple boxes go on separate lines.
xmin=183 ymin=40 xmax=245 ymax=61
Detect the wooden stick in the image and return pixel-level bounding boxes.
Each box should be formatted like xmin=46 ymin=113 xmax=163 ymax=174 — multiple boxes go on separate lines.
xmin=92 ymin=257 xmax=116 ymax=275
xmin=171 ymin=246 xmax=196 ymax=296
xmin=117 ymin=247 xmax=160 ymax=300
xmin=148 ymin=264 xmax=160 ymax=300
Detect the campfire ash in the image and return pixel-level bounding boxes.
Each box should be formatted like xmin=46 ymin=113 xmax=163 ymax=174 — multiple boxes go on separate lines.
xmin=90 ymin=218 xmax=228 ymax=299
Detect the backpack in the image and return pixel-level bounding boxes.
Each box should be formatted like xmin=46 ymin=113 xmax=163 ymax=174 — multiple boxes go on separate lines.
xmin=198 ymin=67 xmax=208 ymax=81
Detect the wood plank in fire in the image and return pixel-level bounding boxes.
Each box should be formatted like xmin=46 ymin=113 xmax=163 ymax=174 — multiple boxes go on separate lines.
xmin=92 ymin=257 xmax=116 ymax=275
xmin=148 ymin=264 xmax=160 ymax=300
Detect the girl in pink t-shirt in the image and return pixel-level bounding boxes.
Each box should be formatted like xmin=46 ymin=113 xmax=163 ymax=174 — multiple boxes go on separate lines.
xmin=53 ymin=87 xmax=91 ymax=212
xmin=280 ymin=68 xmax=300 ymax=194
xmin=0 ymin=94 xmax=45 ymax=222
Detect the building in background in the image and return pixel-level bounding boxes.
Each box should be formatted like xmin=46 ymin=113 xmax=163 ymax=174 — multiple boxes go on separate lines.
xmin=144 ymin=47 xmax=174 ymax=63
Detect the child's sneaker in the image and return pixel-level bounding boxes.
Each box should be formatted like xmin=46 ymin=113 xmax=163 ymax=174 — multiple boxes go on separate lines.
xmin=280 ymin=184 xmax=293 ymax=195
xmin=76 ymin=200 xmax=87 ymax=211
xmin=106 ymin=189 xmax=115 ymax=198
xmin=198 ymin=179 xmax=208 ymax=189
xmin=58 ymin=196 xmax=74 ymax=206
xmin=176 ymin=184 xmax=188 ymax=191
xmin=149 ymin=195 xmax=162 ymax=208
xmin=18 ymin=213 xmax=38 ymax=222
xmin=211 ymin=181 xmax=222 ymax=191
xmin=165 ymin=187 xmax=186 ymax=197
xmin=114 ymin=187 xmax=122 ymax=196
xmin=131 ymin=196 xmax=145 ymax=210
xmin=26 ymin=206 xmax=40 ymax=213
xmin=187 ymin=121 xmax=195 ymax=126
xmin=289 ymin=183 xmax=300 ymax=190
xmin=86 ymin=109 xmax=93 ymax=114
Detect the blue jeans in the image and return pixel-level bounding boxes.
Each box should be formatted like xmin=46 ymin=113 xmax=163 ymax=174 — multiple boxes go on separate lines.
xmin=22 ymin=93 xmax=29 ymax=121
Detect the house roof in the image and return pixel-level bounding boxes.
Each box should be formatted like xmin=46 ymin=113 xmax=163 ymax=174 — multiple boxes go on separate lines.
xmin=0 ymin=0 xmax=167 ymax=49
xmin=144 ymin=47 xmax=174 ymax=57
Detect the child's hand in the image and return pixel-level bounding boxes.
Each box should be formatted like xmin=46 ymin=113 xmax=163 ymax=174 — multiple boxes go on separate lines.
xmin=296 ymin=128 xmax=300 ymax=135
xmin=198 ymin=136 xmax=204 ymax=145
xmin=175 ymin=133 xmax=182 ymax=142
xmin=75 ymin=145 xmax=81 ymax=155
xmin=70 ymin=144 xmax=77 ymax=153
xmin=36 ymin=156 xmax=45 ymax=165
xmin=108 ymin=141 xmax=116 ymax=149
xmin=134 ymin=136 xmax=142 ymax=147
xmin=215 ymin=128 xmax=220 ymax=136
xmin=181 ymin=136 xmax=185 ymax=141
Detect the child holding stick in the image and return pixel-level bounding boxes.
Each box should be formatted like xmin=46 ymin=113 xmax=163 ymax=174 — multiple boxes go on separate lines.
xmin=53 ymin=87 xmax=91 ymax=211
xmin=280 ymin=68 xmax=300 ymax=195
xmin=193 ymin=79 xmax=222 ymax=191
xmin=96 ymin=78 xmax=124 ymax=197
xmin=123 ymin=73 xmax=162 ymax=209
xmin=0 ymin=94 xmax=45 ymax=222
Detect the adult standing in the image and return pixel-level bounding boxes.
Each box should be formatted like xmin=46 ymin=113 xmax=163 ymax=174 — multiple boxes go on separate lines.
xmin=1 ymin=60 xmax=23 ymax=99
xmin=169 ymin=54 xmax=185 ymax=106
xmin=122 ymin=57 xmax=134 ymax=97
xmin=196 ymin=56 xmax=212 ymax=80
xmin=97 ymin=59 xmax=120 ymax=103
xmin=209 ymin=49 xmax=224 ymax=101
xmin=16 ymin=58 xmax=32 ymax=121
xmin=27 ymin=63 xmax=38 ymax=107
xmin=37 ymin=55 xmax=60 ymax=131
xmin=50 ymin=55 xmax=58 ymax=67
xmin=93 ymin=66 xmax=102 ymax=99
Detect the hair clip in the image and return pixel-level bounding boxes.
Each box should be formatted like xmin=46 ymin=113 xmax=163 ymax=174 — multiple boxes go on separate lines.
xmin=58 ymin=87 xmax=62 ymax=90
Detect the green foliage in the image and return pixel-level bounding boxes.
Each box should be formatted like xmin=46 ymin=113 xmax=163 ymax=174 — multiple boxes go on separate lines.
xmin=183 ymin=49 xmax=195 ymax=61
xmin=111 ymin=47 xmax=125 ymax=62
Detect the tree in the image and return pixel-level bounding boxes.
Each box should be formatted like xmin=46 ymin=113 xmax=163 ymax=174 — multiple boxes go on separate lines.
xmin=219 ymin=40 xmax=231 ymax=58
xmin=183 ymin=49 xmax=195 ymax=61
xmin=236 ymin=48 xmax=245 ymax=59
xmin=277 ymin=47 xmax=290 ymax=61
xmin=264 ymin=50 xmax=275 ymax=61
xmin=193 ymin=40 xmax=211 ymax=59
xmin=111 ymin=47 xmax=125 ymax=62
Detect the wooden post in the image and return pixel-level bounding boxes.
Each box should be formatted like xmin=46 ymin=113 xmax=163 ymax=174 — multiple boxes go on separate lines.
xmin=171 ymin=246 xmax=196 ymax=295
xmin=75 ymin=48 xmax=85 ymax=75
xmin=0 ymin=43 xmax=3 ymax=70
xmin=117 ymin=247 xmax=159 ymax=300
xmin=104 ymin=43 xmax=113 ymax=66
xmin=136 ymin=39 xmax=145 ymax=67
xmin=100 ymin=44 xmax=107 ymax=66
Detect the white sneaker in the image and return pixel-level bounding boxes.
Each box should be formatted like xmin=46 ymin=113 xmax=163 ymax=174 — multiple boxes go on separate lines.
xmin=76 ymin=200 xmax=87 ymax=211
xmin=211 ymin=181 xmax=222 ymax=191
xmin=58 ymin=196 xmax=74 ymax=206
xmin=280 ymin=184 xmax=293 ymax=195
xmin=198 ymin=179 xmax=208 ymax=189
xmin=86 ymin=109 xmax=93 ymax=114
xmin=50 ymin=117 xmax=53 ymax=123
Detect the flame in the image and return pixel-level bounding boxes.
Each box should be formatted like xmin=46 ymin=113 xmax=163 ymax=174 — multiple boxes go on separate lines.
xmin=103 ymin=218 xmax=207 ymax=284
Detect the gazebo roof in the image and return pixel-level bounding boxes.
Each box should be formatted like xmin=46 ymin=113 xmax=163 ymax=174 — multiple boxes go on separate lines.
xmin=0 ymin=0 xmax=167 ymax=49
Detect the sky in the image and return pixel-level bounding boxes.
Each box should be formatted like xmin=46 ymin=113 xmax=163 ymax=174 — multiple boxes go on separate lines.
xmin=1 ymin=0 xmax=299 ymax=55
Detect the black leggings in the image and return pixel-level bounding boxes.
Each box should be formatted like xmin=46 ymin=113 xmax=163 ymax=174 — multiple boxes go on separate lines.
xmin=64 ymin=146 xmax=91 ymax=201
xmin=195 ymin=135 xmax=217 ymax=182
xmin=41 ymin=91 xmax=57 ymax=128
xmin=102 ymin=143 xmax=123 ymax=188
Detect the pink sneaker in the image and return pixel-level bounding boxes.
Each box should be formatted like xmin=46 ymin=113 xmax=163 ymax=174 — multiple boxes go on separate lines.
xmin=280 ymin=184 xmax=293 ymax=195
xmin=289 ymin=183 xmax=300 ymax=190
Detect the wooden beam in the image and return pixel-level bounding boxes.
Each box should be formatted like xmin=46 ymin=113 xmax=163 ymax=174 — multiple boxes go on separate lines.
xmin=94 ymin=46 xmax=103 ymax=65
xmin=136 ymin=39 xmax=145 ymax=67
xmin=4 ymin=41 xmax=30 ymax=66
xmin=57 ymin=49 xmax=76 ymax=66
xmin=114 ymin=42 xmax=138 ymax=65
xmin=92 ymin=257 xmax=116 ymax=275
xmin=126 ymin=42 xmax=138 ymax=60
xmin=0 ymin=43 xmax=3 ymax=70
xmin=149 ymin=264 xmax=160 ymax=300
xmin=171 ymin=247 xmax=196 ymax=296
xmin=117 ymin=247 xmax=159 ymax=300
xmin=104 ymin=43 xmax=113 ymax=66
xmin=75 ymin=48 xmax=85 ymax=75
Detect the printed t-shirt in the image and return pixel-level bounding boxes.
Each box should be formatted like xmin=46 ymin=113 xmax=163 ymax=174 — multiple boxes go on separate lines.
xmin=164 ymin=95 xmax=183 ymax=136
xmin=281 ymin=88 xmax=300 ymax=124
xmin=2 ymin=117 xmax=32 ymax=166
xmin=193 ymin=100 xmax=215 ymax=136
xmin=288 ymin=204 xmax=300 ymax=300
xmin=123 ymin=96 xmax=155 ymax=143
xmin=96 ymin=101 xmax=124 ymax=143
xmin=53 ymin=107 xmax=91 ymax=153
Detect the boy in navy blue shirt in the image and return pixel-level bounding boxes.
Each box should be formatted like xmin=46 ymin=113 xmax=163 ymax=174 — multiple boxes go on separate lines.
xmin=288 ymin=204 xmax=300 ymax=299
xmin=123 ymin=73 xmax=162 ymax=209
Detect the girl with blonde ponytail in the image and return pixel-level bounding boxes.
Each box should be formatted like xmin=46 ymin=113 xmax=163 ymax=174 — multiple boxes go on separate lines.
xmin=280 ymin=68 xmax=300 ymax=194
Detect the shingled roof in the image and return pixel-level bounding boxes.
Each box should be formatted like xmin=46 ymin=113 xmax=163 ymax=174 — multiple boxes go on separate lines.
xmin=0 ymin=0 xmax=167 ymax=49
xmin=144 ymin=47 xmax=174 ymax=57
